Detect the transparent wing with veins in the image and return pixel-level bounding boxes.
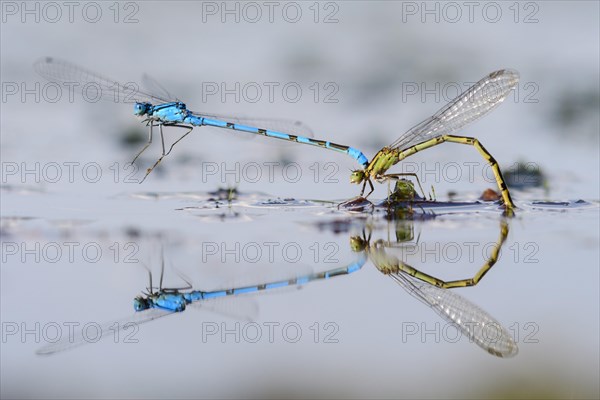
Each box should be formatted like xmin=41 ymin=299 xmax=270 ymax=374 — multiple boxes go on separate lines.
xmin=35 ymin=296 xmax=259 ymax=356
xmin=391 ymin=69 xmax=519 ymax=151
xmin=35 ymin=308 xmax=175 ymax=356
xmin=34 ymin=57 xmax=315 ymax=138
xmin=142 ymin=73 xmax=180 ymax=103
xmin=34 ymin=57 xmax=174 ymax=104
xmin=189 ymin=109 xmax=315 ymax=139
xmin=389 ymin=272 xmax=518 ymax=357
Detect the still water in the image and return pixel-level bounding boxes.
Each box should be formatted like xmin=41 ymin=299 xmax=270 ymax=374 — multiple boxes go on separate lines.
xmin=2 ymin=1 xmax=599 ymax=398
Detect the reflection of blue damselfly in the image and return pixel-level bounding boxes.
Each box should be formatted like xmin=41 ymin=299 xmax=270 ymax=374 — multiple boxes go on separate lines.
xmin=35 ymin=57 xmax=369 ymax=182
xmin=36 ymin=254 xmax=367 ymax=355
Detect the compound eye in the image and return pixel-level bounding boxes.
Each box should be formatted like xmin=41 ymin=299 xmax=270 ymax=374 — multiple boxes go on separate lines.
xmin=133 ymin=296 xmax=149 ymax=311
xmin=133 ymin=103 xmax=148 ymax=116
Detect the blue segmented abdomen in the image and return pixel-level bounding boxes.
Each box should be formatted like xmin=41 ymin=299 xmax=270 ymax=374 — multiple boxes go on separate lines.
xmin=139 ymin=257 xmax=366 ymax=314
xmin=197 ymin=117 xmax=369 ymax=167
xmin=192 ymin=257 xmax=365 ymax=304
xmin=348 ymin=148 xmax=369 ymax=167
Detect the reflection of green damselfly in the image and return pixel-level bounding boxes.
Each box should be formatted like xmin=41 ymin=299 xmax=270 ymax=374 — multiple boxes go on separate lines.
xmin=351 ymin=219 xmax=518 ymax=357
xmin=349 ymin=70 xmax=519 ymax=210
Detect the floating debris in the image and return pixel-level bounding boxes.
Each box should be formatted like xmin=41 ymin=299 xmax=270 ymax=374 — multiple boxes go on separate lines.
xmin=207 ymin=187 xmax=238 ymax=202
xmin=252 ymin=198 xmax=320 ymax=208
xmin=480 ymin=188 xmax=501 ymax=201
xmin=529 ymin=200 xmax=592 ymax=209
xmin=338 ymin=197 xmax=375 ymax=213
xmin=388 ymin=179 xmax=424 ymax=202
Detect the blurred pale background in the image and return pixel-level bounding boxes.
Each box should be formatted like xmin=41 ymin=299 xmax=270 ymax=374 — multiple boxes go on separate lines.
xmin=1 ymin=1 xmax=599 ymax=398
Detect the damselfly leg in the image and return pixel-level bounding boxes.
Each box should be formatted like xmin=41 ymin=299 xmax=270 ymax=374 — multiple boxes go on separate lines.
xmin=140 ymin=124 xmax=194 ymax=183
xmin=397 ymin=135 xmax=514 ymax=208
xmin=131 ymin=120 xmax=154 ymax=166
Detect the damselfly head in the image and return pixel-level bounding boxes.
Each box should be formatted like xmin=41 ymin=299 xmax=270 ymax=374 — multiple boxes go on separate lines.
xmin=133 ymin=295 xmax=151 ymax=311
xmin=349 ymin=235 xmax=368 ymax=252
xmin=133 ymin=102 xmax=152 ymax=116
xmin=350 ymin=170 xmax=365 ymax=184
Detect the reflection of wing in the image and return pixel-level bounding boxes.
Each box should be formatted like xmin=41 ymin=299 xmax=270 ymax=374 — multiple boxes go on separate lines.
xmin=36 ymin=308 xmax=175 ymax=356
xmin=189 ymin=110 xmax=315 ymax=139
xmin=34 ymin=57 xmax=173 ymax=104
xmin=390 ymin=273 xmax=518 ymax=357
xmin=36 ymin=297 xmax=259 ymax=356
xmin=390 ymin=69 xmax=519 ymax=151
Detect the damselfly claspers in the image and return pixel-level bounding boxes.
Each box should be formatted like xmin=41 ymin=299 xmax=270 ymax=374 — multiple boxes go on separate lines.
xmin=34 ymin=57 xmax=369 ymax=182
xmin=349 ymin=69 xmax=519 ymax=209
